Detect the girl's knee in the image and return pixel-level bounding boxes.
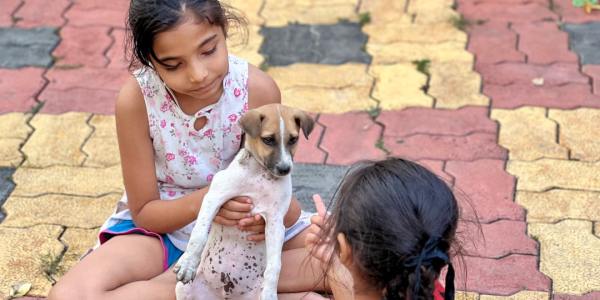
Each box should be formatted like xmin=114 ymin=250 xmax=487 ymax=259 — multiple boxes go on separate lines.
xmin=49 ymin=277 xmax=100 ymax=300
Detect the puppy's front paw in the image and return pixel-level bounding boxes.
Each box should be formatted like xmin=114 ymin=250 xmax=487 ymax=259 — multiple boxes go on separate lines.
xmin=174 ymin=253 xmax=199 ymax=284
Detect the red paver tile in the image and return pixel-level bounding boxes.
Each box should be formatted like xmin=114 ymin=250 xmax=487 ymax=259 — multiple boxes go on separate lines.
xmin=583 ymin=65 xmax=600 ymax=95
xmin=468 ymin=21 xmax=525 ymax=65
xmin=52 ymin=26 xmax=112 ymax=68
xmin=479 ymin=62 xmax=588 ymax=86
xmin=554 ymin=1 xmax=600 ymax=24
xmin=459 ymin=2 xmax=556 ymax=24
xmin=295 ymin=114 xmax=327 ymax=164
xmin=455 ymin=255 xmax=551 ymax=295
xmin=107 ymin=28 xmax=129 ymax=70
xmin=39 ymin=87 xmax=117 ymax=114
xmin=458 ymin=220 xmax=537 ymax=258
xmin=65 ymin=1 xmax=128 ymax=28
xmin=386 ymin=133 xmax=506 ymax=162
xmin=485 ymin=83 xmax=600 ymax=109
xmin=554 ymin=292 xmax=600 ymax=300
xmin=417 ymin=160 xmax=454 ymax=186
xmin=45 ymin=67 xmax=128 ymax=92
xmin=445 ymin=160 xmax=524 ymax=223
xmin=13 ymin=0 xmax=70 ymax=28
xmin=0 ymin=68 xmax=46 ymax=113
xmin=319 ymin=113 xmax=385 ymax=165
xmin=379 ymin=106 xmax=495 ymax=137
xmin=513 ymin=22 xmax=578 ymax=65
xmin=0 ymin=0 xmax=21 ymax=27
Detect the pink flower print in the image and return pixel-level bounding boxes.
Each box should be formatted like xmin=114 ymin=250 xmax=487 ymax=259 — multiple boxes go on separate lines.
xmin=160 ymin=119 xmax=166 ymax=128
xmin=185 ymin=155 xmax=197 ymax=165
xmin=206 ymin=174 xmax=214 ymax=182
xmin=178 ymin=149 xmax=188 ymax=157
xmin=234 ymin=88 xmax=241 ymax=97
xmin=204 ymin=128 xmax=214 ymax=138
xmin=165 ymin=91 xmax=174 ymax=101
xmin=160 ymin=101 xmax=169 ymax=112
xmin=166 ymin=153 xmax=175 ymax=161
xmin=168 ymin=190 xmax=177 ymax=197
xmin=236 ymin=134 xmax=241 ymax=141
xmin=228 ymin=114 xmax=238 ymax=123
xmin=243 ymin=102 xmax=249 ymax=112
xmin=166 ymin=175 xmax=174 ymax=184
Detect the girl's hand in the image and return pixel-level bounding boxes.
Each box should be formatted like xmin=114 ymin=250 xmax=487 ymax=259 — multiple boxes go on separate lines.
xmin=239 ymin=214 xmax=266 ymax=242
xmin=214 ymin=197 xmax=253 ymax=226
xmin=305 ymin=194 xmax=334 ymax=263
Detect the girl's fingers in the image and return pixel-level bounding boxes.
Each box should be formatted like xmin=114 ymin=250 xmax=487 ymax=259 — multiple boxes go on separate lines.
xmin=313 ymin=194 xmax=327 ymax=217
xmin=213 ymin=215 xmax=238 ymax=226
xmin=217 ymin=208 xmax=249 ymax=220
xmin=222 ymin=197 xmax=253 ymax=212
xmin=239 ymin=224 xmax=264 ymax=233
xmin=310 ymin=215 xmax=324 ymax=226
xmin=247 ymin=233 xmax=265 ymax=242
xmin=238 ymin=215 xmax=265 ymax=227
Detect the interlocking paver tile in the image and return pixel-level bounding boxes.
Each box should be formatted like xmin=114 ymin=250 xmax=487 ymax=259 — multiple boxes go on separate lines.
xmin=418 ymin=160 xmax=454 ymax=185
xmin=387 ymin=133 xmax=506 ymax=162
xmin=459 ymin=2 xmax=556 ymax=23
xmin=554 ymin=292 xmax=600 ymax=300
xmin=364 ymin=21 xmax=466 ymax=44
xmin=229 ymin=25 xmax=264 ymax=67
xmin=563 ymin=23 xmax=600 ymax=65
xmin=529 ymin=220 xmax=600 ymax=295
xmin=58 ymin=228 xmax=99 ymax=275
xmin=262 ymin=0 xmax=357 ymax=26
xmin=223 ymin=0 xmax=264 ymax=25
xmin=455 ymin=292 xmax=480 ymax=300
xmin=319 ymin=113 xmax=385 ymax=165
xmin=468 ymin=21 xmax=525 ymax=66
xmin=359 ymin=0 xmax=408 ymax=24
xmin=549 ymin=108 xmax=600 ymax=161
xmin=517 ymin=190 xmax=600 ymax=223
xmin=0 ymin=113 xmax=32 ymax=167
xmin=294 ymin=116 xmax=326 ymax=164
xmin=582 ymin=65 xmax=600 ymax=95
xmin=479 ymin=291 xmax=549 ymax=300
xmin=379 ymin=106 xmax=495 ymax=137
xmin=268 ymin=64 xmax=374 ymax=113
xmin=106 ymin=28 xmax=129 ymax=70
xmin=485 ymin=83 xmax=600 ymax=109
xmin=407 ymin=0 xmax=459 ymax=25
xmin=293 ymin=163 xmax=349 ymax=210
xmin=429 ymin=61 xmax=489 ymax=108
xmin=554 ymin=1 xmax=600 ymax=24
xmin=512 ymin=22 xmax=578 ymax=65
xmin=44 ymin=67 xmax=126 ymax=92
xmin=39 ymin=88 xmax=118 ymax=114
xmin=0 ymin=27 xmax=60 ymax=69
xmin=445 ymin=160 xmax=524 ymax=223
xmin=491 ymin=107 xmax=568 ymax=161
xmin=83 ymin=115 xmax=120 ymax=167
xmin=458 ymin=220 xmax=537 ymax=258
xmin=480 ymin=63 xmax=588 ymax=86
xmin=369 ymin=41 xmax=473 ymax=65
xmin=13 ymin=0 xmax=70 ymax=28
xmin=64 ymin=0 xmax=128 ymax=28
xmin=21 ymin=113 xmax=91 ymax=168
xmin=0 ymin=68 xmax=45 ymax=113
xmin=2 ymin=194 xmax=117 ymax=228
xmin=11 ymin=165 xmax=123 ymax=197
xmin=507 ymin=159 xmax=600 ymax=192
xmin=370 ymin=63 xmax=433 ymax=110
xmin=0 ymin=225 xmax=63 ymax=299
xmin=0 ymin=0 xmax=22 ymax=27
xmin=52 ymin=26 xmax=111 ymax=68
xmin=455 ymin=255 xmax=550 ymax=295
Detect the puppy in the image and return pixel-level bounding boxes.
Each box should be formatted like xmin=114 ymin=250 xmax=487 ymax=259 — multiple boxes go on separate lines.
xmin=174 ymin=104 xmax=314 ymax=300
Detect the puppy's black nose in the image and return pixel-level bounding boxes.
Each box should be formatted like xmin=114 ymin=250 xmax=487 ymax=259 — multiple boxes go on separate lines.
xmin=276 ymin=164 xmax=291 ymax=175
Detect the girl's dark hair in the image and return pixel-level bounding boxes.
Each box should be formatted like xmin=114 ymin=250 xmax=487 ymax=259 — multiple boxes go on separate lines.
xmin=321 ymin=158 xmax=460 ymax=300
xmin=125 ymin=0 xmax=247 ymax=70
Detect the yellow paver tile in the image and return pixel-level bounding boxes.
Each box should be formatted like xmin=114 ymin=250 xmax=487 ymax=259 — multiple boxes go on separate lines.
xmin=0 ymin=139 xmax=25 ymax=167
xmin=22 ymin=112 xmax=92 ymax=168
xmin=407 ymin=0 xmax=460 ymax=25
xmin=11 ymin=165 xmax=123 ymax=197
xmin=491 ymin=107 xmax=568 ymax=161
xmin=595 ymin=222 xmax=600 ymax=239
xmin=0 ymin=113 xmax=32 ymax=167
xmin=456 ymin=291 xmax=480 ymax=300
xmin=364 ymin=22 xmax=467 ymax=44
xmin=2 ymin=194 xmax=118 ymax=228
xmin=0 ymin=225 xmax=64 ymax=299
xmin=268 ymin=64 xmax=375 ymax=113
xmin=359 ymin=0 xmax=409 ymax=24
xmin=58 ymin=228 xmax=99 ymax=278
xmin=370 ymin=63 xmax=433 ymax=110
xmin=517 ymin=190 xmax=600 ymax=223
xmin=549 ymin=108 xmax=600 ymax=162
xmin=228 ymin=25 xmax=264 ymax=67
xmin=368 ymin=41 xmax=473 ymax=65
xmin=429 ymin=61 xmax=488 ymax=108
xmin=83 ymin=115 xmax=120 ymax=167
xmin=507 ymin=159 xmax=600 ymax=192
xmin=224 ymin=0 xmax=264 ymax=25
xmin=262 ymin=0 xmax=357 ymax=26
xmin=480 ymin=291 xmax=548 ymax=300
xmin=529 ymin=220 xmax=600 ymax=295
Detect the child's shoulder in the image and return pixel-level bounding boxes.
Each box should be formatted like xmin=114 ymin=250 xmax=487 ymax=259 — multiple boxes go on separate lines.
xmin=246 ymin=63 xmax=281 ymax=108
xmin=115 ymin=75 xmax=146 ymax=119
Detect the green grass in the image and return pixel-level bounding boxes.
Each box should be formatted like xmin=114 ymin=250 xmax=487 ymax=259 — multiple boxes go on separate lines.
xmin=366 ymin=105 xmax=381 ymax=120
xmin=375 ymin=138 xmax=391 ymax=155
xmin=412 ymin=59 xmax=431 ymax=76
xmin=358 ymin=12 xmax=371 ymax=27
xmin=39 ymin=251 xmax=64 ymax=281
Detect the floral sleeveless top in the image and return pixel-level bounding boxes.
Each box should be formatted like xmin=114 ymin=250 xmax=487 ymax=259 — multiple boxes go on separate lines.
xmin=100 ymin=55 xmax=249 ymax=251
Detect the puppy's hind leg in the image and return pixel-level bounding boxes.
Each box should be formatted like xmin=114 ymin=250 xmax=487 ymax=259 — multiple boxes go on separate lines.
xmin=176 ymin=277 xmax=221 ymax=300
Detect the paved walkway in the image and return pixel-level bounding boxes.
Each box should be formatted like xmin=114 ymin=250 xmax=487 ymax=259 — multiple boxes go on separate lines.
xmin=0 ymin=0 xmax=599 ymax=299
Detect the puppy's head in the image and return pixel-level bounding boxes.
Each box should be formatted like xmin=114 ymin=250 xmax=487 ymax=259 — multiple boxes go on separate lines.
xmin=240 ymin=104 xmax=314 ymax=177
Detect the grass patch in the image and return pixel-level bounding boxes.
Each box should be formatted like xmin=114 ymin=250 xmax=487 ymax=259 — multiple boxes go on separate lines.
xmin=359 ymin=12 xmax=371 ymax=27
xmin=375 ymin=138 xmax=391 ymax=155
xmin=366 ymin=105 xmax=381 ymax=120
xmin=39 ymin=251 xmax=64 ymax=281
xmin=412 ymin=59 xmax=431 ymax=76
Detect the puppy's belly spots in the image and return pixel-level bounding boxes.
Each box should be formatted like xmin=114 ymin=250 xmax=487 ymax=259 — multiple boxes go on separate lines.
xmin=199 ymin=225 xmax=267 ymax=297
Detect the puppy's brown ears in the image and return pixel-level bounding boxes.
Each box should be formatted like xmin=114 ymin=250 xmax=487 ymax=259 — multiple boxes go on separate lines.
xmin=240 ymin=110 xmax=264 ymax=138
xmin=294 ymin=110 xmax=315 ymax=139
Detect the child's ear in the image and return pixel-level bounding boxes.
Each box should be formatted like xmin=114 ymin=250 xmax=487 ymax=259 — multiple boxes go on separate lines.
xmin=337 ymin=233 xmax=353 ymax=266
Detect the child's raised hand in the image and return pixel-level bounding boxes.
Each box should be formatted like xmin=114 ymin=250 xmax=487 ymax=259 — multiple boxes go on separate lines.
xmin=306 ymin=194 xmax=334 ymax=263
xmin=214 ymin=196 xmax=253 ymax=226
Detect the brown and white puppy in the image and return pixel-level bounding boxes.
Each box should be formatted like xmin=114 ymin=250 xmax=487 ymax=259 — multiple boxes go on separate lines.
xmin=174 ymin=104 xmax=314 ymax=300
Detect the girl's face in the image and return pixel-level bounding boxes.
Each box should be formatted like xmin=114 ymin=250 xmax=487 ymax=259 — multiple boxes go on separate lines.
xmin=151 ymin=13 xmax=229 ymax=103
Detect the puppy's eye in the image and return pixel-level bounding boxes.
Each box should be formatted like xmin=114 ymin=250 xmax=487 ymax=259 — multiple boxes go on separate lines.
xmin=288 ymin=136 xmax=298 ymax=145
xmin=261 ymin=136 xmax=276 ymax=146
